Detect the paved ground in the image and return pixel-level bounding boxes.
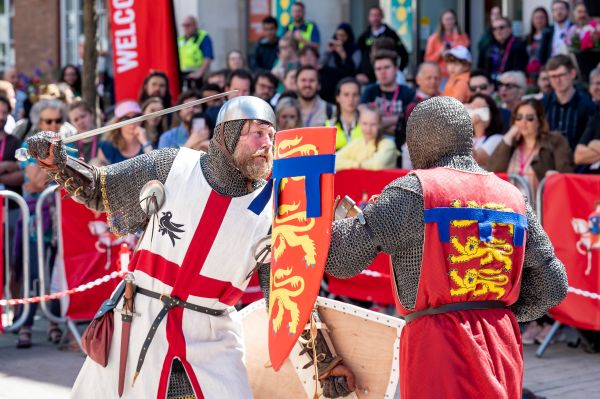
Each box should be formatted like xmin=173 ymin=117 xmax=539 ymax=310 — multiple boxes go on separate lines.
xmin=1 ymin=317 xmax=599 ymax=398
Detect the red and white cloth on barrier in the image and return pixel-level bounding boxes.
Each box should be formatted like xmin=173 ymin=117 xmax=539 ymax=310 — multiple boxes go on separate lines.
xmin=543 ymin=174 xmax=600 ymax=330
xmin=54 ymin=194 xmax=135 ymax=320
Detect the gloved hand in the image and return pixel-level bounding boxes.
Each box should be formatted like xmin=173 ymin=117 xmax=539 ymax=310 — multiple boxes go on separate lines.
xmin=299 ymin=328 xmax=357 ymax=398
xmin=320 ymin=364 xmax=356 ymax=398
xmin=26 ymin=131 xmax=67 ymax=169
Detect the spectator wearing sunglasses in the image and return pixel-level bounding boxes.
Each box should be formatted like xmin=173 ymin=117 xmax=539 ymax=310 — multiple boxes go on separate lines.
xmin=488 ymin=99 xmax=573 ymax=197
xmin=477 ymin=16 xmax=528 ymax=81
xmin=497 ymin=71 xmax=527 ymax=112
xmin=469 ymin=69 xmax=511 ymax=133
xmin=15 ymin=98 xmax=68 ymax=348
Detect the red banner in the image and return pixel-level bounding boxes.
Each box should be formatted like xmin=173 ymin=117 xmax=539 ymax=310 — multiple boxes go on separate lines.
xmin=248 ymin=0 xmax=271 ymax=43
xmin=108 ymin=0 xmax=180 ymax=103
xmin=542 ymin=174 xmax=600 ymax=330
xmin=59 ymin=196 xmax=132 ymax=320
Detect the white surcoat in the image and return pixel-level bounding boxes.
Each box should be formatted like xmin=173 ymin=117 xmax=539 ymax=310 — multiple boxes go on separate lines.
xmin=71 ymin=148 xmax=272 ymax=398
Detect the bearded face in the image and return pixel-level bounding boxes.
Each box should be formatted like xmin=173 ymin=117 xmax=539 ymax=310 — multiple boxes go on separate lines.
xmin=232 ymin=121 xmax=275 ymax=181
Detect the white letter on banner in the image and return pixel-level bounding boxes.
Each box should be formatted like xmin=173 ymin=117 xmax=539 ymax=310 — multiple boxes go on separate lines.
xmin=115 ymin=48 xmax=138 ymax=73
xmin=112 ymin=0 xmax=134 ymax=9
xmin=116 ymin=35 xmax=137 ymax=51
xmin=112 ymin=0 xmax=138 ymax=73
xmin=114 ymin=9 xmax=134 ymax=25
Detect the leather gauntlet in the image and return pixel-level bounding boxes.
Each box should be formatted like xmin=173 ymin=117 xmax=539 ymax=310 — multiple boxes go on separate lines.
xmin=298 ymin=311 xmax=355 ymax=398
xmin=49 ymin=156 xmax=104 ymax=211
xmin=26 ymin=131 xmax=104 ymax=210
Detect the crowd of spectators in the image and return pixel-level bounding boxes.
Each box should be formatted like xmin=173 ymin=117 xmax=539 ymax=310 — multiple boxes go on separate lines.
xmin=1 ymin=0 xmax=600 ymax=349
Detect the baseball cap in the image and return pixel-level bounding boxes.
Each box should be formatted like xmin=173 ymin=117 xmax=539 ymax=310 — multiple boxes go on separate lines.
xmin=114 ymin=100 xmax=142 ymax=119
xmin=444 ymin=45 xmax=472 ymax=64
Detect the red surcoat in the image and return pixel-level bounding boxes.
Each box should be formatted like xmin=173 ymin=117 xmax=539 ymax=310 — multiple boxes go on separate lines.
xmin=393 ymin=168 xmax=527 ymax=399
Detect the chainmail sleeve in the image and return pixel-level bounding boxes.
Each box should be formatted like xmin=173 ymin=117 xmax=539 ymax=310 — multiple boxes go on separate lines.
xmin=325 ymin=174 xmax=426 ymax=310
xmin=509 ymin=201 xmax=568 ymax=322
xmin=100 ymin=148 xmax=179 ymax=235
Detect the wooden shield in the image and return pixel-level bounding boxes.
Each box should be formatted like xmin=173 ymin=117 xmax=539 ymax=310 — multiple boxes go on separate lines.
xmin=241 ymin=297 xmax=404 ymax=398
xmin=268 ymin=127 xmax=336 ymax=371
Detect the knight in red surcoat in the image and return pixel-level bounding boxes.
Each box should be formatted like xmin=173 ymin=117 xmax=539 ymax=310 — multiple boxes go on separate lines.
xmin=325 ymin=96 xmax=568 ymax=399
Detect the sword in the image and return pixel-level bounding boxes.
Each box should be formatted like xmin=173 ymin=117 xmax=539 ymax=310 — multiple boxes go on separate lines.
xmin=115 ymin=273 xmax=138 ymax=397
xmin=15 ymin=90 xmax=236 ymax=161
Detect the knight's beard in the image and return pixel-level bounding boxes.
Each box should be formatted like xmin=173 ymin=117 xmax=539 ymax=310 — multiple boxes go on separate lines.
xmin=233 ymin=147 xmax=273 ymax=181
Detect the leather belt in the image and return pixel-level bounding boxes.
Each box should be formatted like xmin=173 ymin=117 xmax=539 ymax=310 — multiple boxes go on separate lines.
xmin=131 ymin=287 xmax=228 ymax=385
xmin=403 ymin=300 xmax=506 ymax=323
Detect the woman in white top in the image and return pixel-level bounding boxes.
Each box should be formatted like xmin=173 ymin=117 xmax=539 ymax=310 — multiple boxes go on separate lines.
xmin=465 ymin=93 xmax=504 ymax=167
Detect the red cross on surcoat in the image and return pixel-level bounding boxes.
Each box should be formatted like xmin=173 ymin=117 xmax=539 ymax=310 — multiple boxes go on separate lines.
xmin=130 ymin=191 xmax=244 ymax=399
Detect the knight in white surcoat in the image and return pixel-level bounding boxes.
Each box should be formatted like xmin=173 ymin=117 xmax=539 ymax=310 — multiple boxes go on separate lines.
xmin=26 ymin=96 xmax=278 ymax=398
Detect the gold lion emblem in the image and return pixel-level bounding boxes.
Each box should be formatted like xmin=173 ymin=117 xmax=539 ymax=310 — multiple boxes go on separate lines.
xmin=449 ymin=268 xmax=509 ymax=299
xmin=449 ymin=236 xmax=514 ymax=271
xmin=276 ymin=136 xmax=318 ymax=158
xmin=269 ymin=267 xmax=305 ymax=334
xmin=272 ymin=201 xmax=317 ymax=266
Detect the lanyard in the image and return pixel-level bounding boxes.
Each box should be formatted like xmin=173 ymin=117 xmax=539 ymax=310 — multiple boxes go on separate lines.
xmin=339 ymin=115 xmax=358 ymax=141
xmin=381 ymin=86 xmax=400 ymax=117
xmin=519 ymin=142 xmax=536 ymax=175
xmin=304 ymin=101 xmax=319 ymax=127
xmin=77 ymin=137 xmax=97 ymax=161
xmin=0 ymin=134 xmax=7 ymax=162
xmin=499 ymin=36 xmax=515 ymax=73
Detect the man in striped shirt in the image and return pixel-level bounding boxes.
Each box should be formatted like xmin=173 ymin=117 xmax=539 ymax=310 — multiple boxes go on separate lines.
xmin=542 ymin=55 xmax=597 ymax=150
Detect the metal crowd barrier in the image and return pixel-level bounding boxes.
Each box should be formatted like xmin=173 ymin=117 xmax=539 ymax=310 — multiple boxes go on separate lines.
xmin=35 ymin=184 xmax=63 ymax=325
xmin=508 ymin=173 xmax=534 ymax=205
xmin=36 ymin=184 xmax=88 ymax=351
xmin=1 ymin=190 xmax=31 ymax=332
xmin=535 ymin=176 xmax=548 ymax=223
xmin=532 ymin=176 xmax=562 ymax=358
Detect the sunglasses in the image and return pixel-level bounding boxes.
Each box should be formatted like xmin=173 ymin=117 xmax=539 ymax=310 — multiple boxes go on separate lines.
xmin=498 ymin=82 xmax=520 ymax=90
xmin=41 ymin=118 xmax=63 ymax=125
xmin=515 ymin=114 xmax=536 ymax=122
xmin=469 ymin=83 xmax=489 ymax=91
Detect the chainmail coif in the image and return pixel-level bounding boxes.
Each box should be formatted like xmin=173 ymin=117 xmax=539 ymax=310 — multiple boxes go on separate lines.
xmin=325 ymin=96 xmax=568 ymax=321
xmin=407 ymin=96 xmax=473 ymax=169
xmin=201 ymin=120 xmax=268 ymax=197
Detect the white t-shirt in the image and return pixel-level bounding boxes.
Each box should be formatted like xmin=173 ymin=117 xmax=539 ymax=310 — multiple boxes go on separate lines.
xmin=473 ymin=134 xmax=503 ymax=155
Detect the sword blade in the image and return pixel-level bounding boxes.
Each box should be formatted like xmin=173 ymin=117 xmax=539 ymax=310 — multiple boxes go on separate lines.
xmin=62 ymin=90 xmax=235 ymax=144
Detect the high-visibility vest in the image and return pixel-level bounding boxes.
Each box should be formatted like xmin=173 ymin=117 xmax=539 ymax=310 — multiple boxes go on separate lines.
xmin=287 ymin=21 xmax=315 ymax=48
xmin=325 ymin=119 xmax=363 ymax=150
xmin=178 ymin=29 xmax=208 ymax=72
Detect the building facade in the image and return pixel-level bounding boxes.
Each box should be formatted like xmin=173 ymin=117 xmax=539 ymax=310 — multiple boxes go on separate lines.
xmin=1 ymin=0 xmax=556 ymax=80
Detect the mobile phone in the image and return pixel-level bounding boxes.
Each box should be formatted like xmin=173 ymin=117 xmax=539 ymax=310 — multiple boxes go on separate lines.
xmin=192 ymin=117 xmax=206 ymax=132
